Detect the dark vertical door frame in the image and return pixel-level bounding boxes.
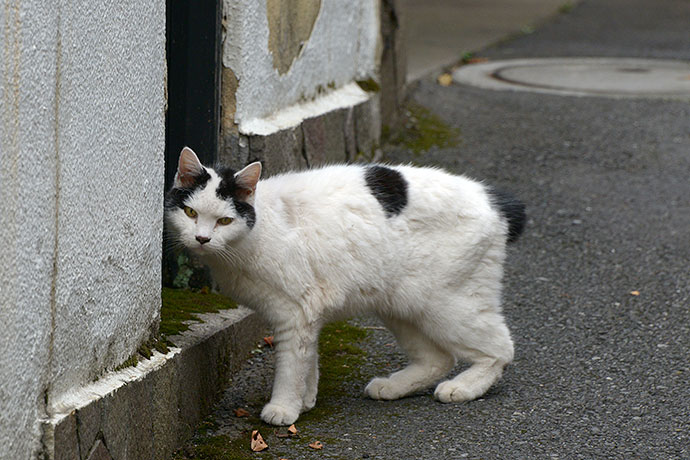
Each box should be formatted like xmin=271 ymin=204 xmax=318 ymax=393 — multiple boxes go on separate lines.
xmin=165 ymin=0 xmax=222 ymax=189
xmin=163 ymin=0 xmax=222 ymax=288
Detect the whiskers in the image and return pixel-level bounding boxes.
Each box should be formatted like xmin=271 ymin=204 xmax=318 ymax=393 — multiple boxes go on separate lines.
xmin=162 ymin=229 xmax=188 ymax=255
xmin=214 ymin=245 xmax=245 ymax=266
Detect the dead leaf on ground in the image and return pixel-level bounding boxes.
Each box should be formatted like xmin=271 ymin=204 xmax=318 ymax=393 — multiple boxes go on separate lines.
xmin=466 ymin=57 xmax=489 ymax=64
xmin=630 ymin=290 xmax=640 ymax=296
xmin=234 ymin=408 xmax=250 ymax=417
xmin=251 ymin=430 xmax=268 ymax=452
xmin=437 ymin=73 xmax=453 ymax=86
xmin=308 ymin=441 xmax=323 ymax=450
xmin=263 ymin=336 xmax=274 ymax=347
xmin=276 ymin=424 xmax=299 ymax=438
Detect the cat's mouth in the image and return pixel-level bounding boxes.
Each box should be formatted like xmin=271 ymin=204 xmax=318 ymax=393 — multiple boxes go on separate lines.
xmin=189 ymin=243 xmax=211 ymax=255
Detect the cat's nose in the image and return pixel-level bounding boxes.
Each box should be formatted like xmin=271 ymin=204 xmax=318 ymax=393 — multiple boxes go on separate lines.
xmin=195 ymin=235 xmax=211 ymax=245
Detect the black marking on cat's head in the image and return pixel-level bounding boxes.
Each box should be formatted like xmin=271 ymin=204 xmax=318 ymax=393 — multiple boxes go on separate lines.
xmin=365 ymin=165 xmax=408 ymax=218
xmin=488 ymin=187 xmax=526 ymax=243
xmin=165 ymin=168 xmax=212 ymax=209
xmin=216 ymin=167 xmax=256 ymax=228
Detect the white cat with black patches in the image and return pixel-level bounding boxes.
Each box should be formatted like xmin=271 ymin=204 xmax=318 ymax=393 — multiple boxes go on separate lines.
xmin=166 ymin=147 xmax=525 ymax=426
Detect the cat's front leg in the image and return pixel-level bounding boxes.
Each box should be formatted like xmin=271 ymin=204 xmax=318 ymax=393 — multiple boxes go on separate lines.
xmin=261 ymin=326 xmax=319 ymax=425
xmin=301 ymin=350 xmax=319 ymax=412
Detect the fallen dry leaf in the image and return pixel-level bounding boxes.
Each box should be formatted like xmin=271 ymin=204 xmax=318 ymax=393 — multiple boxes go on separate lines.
xmin=234 ymin=408 xmax=250 ymax=417
xmin=263 ymin=336 xmax=274 ymax=348
xmin=288 ymin=424 xmax=298 ymax=435
xmin=308 ymin=441 xmax=323 ymax=450
xmin=466 ymin=57 xmax=489 ymax=64
xmin=251 ymin=430 xmax=268 ymax=452
xmin=630 ymin=290 xmax=640 ymax=296
xmin=437 ymin=73 xmax=453 ymax=86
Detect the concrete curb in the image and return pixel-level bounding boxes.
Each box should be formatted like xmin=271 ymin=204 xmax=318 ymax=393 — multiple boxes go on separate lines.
xmin=43 ymin=307 xmax=262 ymax=460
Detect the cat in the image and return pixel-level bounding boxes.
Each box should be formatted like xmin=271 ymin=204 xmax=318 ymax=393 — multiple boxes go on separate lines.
xmin=165 ymin=146 xmax=525 ymax=426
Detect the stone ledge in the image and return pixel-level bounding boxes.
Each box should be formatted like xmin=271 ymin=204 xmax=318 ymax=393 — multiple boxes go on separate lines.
xmin=43 ymin=307 xmax=262 ymax=460
xmin=221 ymin=91 xmax=381 ymax=177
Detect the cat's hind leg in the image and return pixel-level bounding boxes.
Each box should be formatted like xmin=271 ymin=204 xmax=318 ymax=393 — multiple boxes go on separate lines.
xmin=365 ymin=318 xmax=455 ymax=400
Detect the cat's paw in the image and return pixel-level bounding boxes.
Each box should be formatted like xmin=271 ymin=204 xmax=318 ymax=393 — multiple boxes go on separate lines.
xmin=364 ymin=377 xmax=404 ymax=400
xmin=301 ymin=393 xmax=317 ymax=412
xmin=433 ymin=380 xmax=474 ymax=403
xmin=261 ymin=403 xmax=299 ymax=426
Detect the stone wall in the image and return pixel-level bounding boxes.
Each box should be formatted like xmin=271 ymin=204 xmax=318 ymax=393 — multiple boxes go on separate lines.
xmin=220 ymin=0 xmax=390 ymax=175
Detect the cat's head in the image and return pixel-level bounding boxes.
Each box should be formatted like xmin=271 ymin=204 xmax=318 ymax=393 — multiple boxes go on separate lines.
xmin=165 ymin=147 xmax=261 ymax=255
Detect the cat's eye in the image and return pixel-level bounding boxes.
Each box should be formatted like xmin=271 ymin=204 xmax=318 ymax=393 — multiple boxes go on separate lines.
xmin=217 ymin=217 xmax=233 ymax=225
xmin=183 ymin=206 xmax=197 ymax=218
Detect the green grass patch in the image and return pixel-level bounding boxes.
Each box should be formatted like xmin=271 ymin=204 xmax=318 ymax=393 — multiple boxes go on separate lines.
xmin=383 ymin=101 xmax=460 ymax=154
xmin=160 ymin=287 xmax=238 ymax=340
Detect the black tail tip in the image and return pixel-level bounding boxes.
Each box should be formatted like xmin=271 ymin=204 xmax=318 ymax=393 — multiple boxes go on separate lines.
xmin=488 ymin=188 xmax=526 ymax=243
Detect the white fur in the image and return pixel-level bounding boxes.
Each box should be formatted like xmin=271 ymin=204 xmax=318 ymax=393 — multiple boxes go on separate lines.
xmin=166 ymin=162 xmax=515 ymax=426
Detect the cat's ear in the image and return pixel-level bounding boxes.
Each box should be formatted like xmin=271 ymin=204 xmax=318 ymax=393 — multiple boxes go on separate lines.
xmin=174 ymin=147 xmax=204 ymax=188
xmin=234 ymin=161 xmax=262 ymax=200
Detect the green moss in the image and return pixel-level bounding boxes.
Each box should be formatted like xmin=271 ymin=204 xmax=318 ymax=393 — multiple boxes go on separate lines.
xmin=383 ymin=101 xmax=460 ymax=154
xmin=297 ymin=321 xmax=369 ymax=423
xmin=138 ymin=343 xmax=153 ymax=360
xmin=559 ymin=1 xmax=574 ymax=13
xmin=154 ymin=339 xmax=170 ymax=355
xmin=160 ymin=287 xmax=238 ymax=341
xmin=114 ymin=355 xmax=139 ymax=372
xmin=174 ymin=321 xmax=370 ymax=458
xmin=461 ymin=52 xmax=476 ymax=64
xmin=172 ymin=433 xmax=276 ymax=460
xmin=317 ymin=321 xmax=368 ymax=396
xmin=356 ymin=78 xmax=381 ymax=93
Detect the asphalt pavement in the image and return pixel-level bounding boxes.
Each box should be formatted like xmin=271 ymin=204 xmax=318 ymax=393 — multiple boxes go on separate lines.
xmin=178 ymin=1 xmax=689 ymax=458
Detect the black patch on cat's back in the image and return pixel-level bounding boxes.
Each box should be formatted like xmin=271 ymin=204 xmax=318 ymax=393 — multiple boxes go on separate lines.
xmin=365 ymin=165 xmax=408 ymax=217
xmin=165 ymin=168 xmax=212 ymax=209
xmin=488 ymin=187 xmax=526 ymax=243
xmin=216 ymin=167 xmax=256 ymax=228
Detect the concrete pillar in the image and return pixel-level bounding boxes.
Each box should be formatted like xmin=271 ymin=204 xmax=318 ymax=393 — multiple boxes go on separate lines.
xmin=0 ymin=1 xmax=166 ymax=457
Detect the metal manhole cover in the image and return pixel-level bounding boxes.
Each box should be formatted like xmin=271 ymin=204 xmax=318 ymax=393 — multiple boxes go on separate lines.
xmin=452 ymin=58 xmax=690 ymax=99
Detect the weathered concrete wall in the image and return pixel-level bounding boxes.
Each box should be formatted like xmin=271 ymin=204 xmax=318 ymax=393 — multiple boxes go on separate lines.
xmin=223 ymin=0 xmax=380 ymax=131
xmin=48 ymin=0 xmax=166 ymax=406
xmin=0 ymin=1 xmax=166 ymax=458
xmin=0 ymin=2 xmax=59 ymax=457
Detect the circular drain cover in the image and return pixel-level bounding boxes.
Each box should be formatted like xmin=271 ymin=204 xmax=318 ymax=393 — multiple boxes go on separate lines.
xmin=452 ymin=58 xmax=690 ymax=99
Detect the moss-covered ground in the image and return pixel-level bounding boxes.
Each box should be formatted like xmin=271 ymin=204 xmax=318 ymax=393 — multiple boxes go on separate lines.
xmin=160 ymin=287 xmax=238 ymax=340
xmin=382 ymin=101 xmax=460 ymax=155
xmin=172 ymin=321 xmax=370 ymax=459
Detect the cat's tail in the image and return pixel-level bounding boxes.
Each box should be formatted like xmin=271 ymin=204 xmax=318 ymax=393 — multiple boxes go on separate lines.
xmin=488 ymin=188 xmax=526 ymax=244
